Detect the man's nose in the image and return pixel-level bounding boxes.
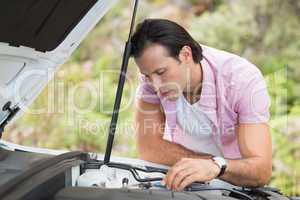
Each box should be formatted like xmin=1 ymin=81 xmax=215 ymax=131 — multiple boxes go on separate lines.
xmin=150 ymin=75 xmax=162 ymax=91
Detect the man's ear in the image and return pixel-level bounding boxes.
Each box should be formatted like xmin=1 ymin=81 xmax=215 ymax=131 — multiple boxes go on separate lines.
xmin=178 ymin=45 xmax=193 ymax=63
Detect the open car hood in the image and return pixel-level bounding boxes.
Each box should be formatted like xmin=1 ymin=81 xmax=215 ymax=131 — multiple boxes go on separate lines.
xmin=0 ymin=0 xmax=118 ymax=132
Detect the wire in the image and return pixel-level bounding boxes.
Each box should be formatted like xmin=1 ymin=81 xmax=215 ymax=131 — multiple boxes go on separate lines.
xmin=107 ymin=163 xmax=164 ymax=182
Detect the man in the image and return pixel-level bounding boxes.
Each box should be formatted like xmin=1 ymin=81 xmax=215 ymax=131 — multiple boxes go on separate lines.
xmin=130 ymin=19 xmax=272 ymax=191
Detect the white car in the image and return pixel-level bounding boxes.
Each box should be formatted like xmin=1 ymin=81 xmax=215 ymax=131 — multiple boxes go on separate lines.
xmin=0 ymin=1 xmax=296 ymax=199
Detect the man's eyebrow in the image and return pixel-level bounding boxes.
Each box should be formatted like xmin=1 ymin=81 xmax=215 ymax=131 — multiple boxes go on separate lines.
xmin=142 ymin=67 xmax=165 ymax=76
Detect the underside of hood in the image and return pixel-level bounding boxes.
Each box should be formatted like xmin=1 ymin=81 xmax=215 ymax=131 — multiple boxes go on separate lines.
xmin=0 ymin=0 xmax=118 ymax=136
xmin=0 ymin=0 xmax=97 ymax=52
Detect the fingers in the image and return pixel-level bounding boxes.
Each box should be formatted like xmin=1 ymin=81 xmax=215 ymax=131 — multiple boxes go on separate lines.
xmin=162 ymin=158 xmax=216 ymax=191
xmin=177 ymin=173 xmax=199 ymax=191
xmin=164 ymin=159 xmax=192 ymax=189
xmin=171 ymin=167 xmax=199 ymax=190
xmin=164 ymin=166 xmax=188 ymax=189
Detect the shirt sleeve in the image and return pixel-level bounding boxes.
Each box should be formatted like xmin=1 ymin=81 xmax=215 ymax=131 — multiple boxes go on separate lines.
xmin=235 ymin=67 xmax=271 ymax=124
xmin=135 ymin=74 xmax=161 ymax=104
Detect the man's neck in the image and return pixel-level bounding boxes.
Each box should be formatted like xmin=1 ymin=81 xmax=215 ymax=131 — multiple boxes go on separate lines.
xmin=183 ymin=62 xmax=203 ymax=104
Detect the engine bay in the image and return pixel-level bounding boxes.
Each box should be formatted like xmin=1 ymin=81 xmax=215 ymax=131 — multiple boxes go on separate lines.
xmin=0 ymin=146 xmax=292 ymax=200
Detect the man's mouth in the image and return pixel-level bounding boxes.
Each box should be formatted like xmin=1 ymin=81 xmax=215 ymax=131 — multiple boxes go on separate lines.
xmin=160 ymin=90 xmax=171 ymax=97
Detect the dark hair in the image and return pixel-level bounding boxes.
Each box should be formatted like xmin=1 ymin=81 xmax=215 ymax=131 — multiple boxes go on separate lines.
xmin=130 ymin=19 xmax=203 ymax=63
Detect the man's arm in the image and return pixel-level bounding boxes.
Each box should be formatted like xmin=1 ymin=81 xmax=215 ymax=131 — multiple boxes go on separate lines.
xmin=134 ymin=99 xmax=212 ymax=166
xmin=163 ymin=123 xmax=272 ymax=191
xmin=135 ymin=100 xmax=272 ymax=189
xmin=218 ymin=62 xmax=272 ymax=187
xmin=219 ymin=123 xmax=272 ymax=186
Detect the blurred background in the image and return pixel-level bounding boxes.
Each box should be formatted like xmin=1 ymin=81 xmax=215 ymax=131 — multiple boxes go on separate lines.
xmin=3 ymin=0 xmax=300 ymax=196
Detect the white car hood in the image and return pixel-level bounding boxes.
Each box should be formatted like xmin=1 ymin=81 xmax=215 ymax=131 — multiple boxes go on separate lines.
xmin=0 ymin=0 xmax=118 ymax=130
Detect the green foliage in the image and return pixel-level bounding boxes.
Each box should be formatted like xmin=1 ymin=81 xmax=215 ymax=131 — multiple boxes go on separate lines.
xmin=270 ymin=115 xmax=300 ymax=196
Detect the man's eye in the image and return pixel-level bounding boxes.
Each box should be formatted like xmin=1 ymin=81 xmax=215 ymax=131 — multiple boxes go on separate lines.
xmin=157 ymin=70 xmax=166 ymax=75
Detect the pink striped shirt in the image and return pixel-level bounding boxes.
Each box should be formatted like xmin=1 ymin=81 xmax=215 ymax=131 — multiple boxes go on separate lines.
xmin=136 ymin=45 xmax=270 ymax=159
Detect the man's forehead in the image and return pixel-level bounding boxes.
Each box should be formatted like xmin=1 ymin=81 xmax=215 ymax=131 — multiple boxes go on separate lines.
xmin=140 ymin=43 xmax=171 ymax=59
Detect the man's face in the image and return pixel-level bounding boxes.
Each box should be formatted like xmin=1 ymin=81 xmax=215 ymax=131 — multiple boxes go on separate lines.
xmin=135 ymin=44 xmax=191 ymax=101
